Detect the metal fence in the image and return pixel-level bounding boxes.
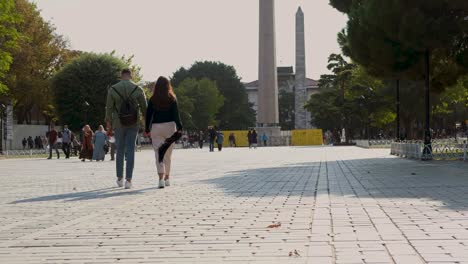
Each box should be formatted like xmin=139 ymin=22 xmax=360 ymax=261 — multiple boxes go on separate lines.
xmin=391 ymin=139 xmax=468 ymax=161
xmin=354 ymin=139 xmax=393 ymax=148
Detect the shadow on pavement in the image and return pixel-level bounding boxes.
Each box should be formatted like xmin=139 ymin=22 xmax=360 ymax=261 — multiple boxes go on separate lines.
xmin=200 ymin=157 xmax=468 ymax=211
xmin=11 ymin=187 xmax=157 ymax=204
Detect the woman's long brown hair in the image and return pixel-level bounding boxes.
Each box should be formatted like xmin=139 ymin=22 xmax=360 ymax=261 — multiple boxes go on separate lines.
xmin=150 ymin=76 xmax=176 ymax=110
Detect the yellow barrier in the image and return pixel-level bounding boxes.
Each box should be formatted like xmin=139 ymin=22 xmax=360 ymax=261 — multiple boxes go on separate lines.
xmin=221 ymin=130 xmax=250 ymax=147
xmin=219 ymin=129 xmax=323 ymax=147
xmin=291 ymin=129 xmax=323 ymax=146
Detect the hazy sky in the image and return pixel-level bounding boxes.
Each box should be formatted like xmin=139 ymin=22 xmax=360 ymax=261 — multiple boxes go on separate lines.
xmin=33 ymin=0 xmax=347 ymax=82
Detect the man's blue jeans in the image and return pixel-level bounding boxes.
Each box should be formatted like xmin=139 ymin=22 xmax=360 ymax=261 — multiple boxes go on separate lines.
xmin=114 ymin=126 xmax=138 ymax=180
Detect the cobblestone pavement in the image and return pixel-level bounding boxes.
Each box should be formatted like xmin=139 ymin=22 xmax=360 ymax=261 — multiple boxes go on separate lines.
xmin=1 ymin=146 xmax=468 ymax=264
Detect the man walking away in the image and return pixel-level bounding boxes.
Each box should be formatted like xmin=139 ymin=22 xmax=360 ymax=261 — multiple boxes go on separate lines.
xmin=247 ymin=130 xmax=252 ymax=149
xmin=22 ymin=138 xmax=27 ymax=150
xmin=62 ymin=125 xmax=72 ymax=159
xmin=208 ymin=127 xmax=216 ymax=152
xmin=47 ymin=125 xmax=60 ymax=159
xmin=105 ymin=69 xmax=147 ymax=189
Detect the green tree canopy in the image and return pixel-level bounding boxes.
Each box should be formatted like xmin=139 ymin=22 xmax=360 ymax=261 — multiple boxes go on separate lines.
xmin=171 ymin=61 xmax=255 ymax=129
xmin=0 ymin=0 xmax=20 ymax=95
xmin=7 ymin=0 xmax=68 ymax=124
xmin=52 ymin=53 xmax=126 ymax=130
xmin=279 ymin=90 xmax=295 ymax=130
xmin=174 ymin=78 xmax=224 ymax=131
xmin=306 ymin=61 xmax=395 ymax=139
xmin=331 ymin=0 xmax=468 ymax=91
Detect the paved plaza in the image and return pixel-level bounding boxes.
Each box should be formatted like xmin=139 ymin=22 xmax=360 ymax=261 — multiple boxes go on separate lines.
xmin=1 ymin=146 xmax=468 ymax=264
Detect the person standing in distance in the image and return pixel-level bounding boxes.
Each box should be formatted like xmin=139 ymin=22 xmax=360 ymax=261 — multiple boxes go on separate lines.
xmin=105 ymin=69 xmax=147 ymax=189
xmin=62 ymin=125 xmax=72 ymax=159
xmin=47 ymin=125 xmax=60 ymax=159
xmin=145 ymin=76 xmax=183 ymax=189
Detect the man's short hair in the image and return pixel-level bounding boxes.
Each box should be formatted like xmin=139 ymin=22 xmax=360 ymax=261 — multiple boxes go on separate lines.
xmin=121 ymin=69 xmax=132 ymax=76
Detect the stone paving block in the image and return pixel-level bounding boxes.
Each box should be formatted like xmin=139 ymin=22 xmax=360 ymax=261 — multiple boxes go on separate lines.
xmin=1 ymin=147 xmax=468 ymax=263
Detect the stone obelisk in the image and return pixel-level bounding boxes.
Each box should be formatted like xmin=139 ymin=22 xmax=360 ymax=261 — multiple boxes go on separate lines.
xmin=258 ymin=0 xmax=279 ymax=128
xmin=295 ymin=7 xmax=308 ymax=129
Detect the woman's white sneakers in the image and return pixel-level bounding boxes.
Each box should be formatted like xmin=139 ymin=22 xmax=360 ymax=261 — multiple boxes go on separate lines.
xmin=159 ymin=180 xmax=165 ymax=189
xmin=124 ymin=181 xmax=132 ymax=189
xmin=165 ymin=180 xmax=171 ymax=187
xmin=117 ymin=179 xmax=124 ymax=187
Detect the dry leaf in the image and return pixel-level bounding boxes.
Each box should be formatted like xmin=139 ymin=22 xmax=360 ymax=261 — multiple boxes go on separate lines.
xmin=267 ymin=222 xmax=281 ymax=228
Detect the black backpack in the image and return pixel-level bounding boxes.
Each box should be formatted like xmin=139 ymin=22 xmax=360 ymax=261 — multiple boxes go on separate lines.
xmin=112 ymin=85 xmax=139 ymax=127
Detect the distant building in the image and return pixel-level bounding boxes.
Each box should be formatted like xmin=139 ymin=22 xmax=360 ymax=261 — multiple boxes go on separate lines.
xmin=244 ymin=66 xmax=319 ymax=129
xmin=245 ymin=7 xmax=319 ymax=129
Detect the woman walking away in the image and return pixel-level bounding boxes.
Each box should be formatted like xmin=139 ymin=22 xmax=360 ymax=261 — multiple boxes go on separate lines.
xmin=93 ymin=125 xmax=107 ymax=161
xmin=247 ymin=130 xmax=252 ymax=149
xmin=80 ymin=125 xmax=94 ymax=162
xmin=145 ymin=76 xmax=183 ymax=189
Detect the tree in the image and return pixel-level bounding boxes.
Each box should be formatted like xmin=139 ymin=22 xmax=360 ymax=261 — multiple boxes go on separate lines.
xmin=171 ymin=61 xmax=255 ymax=129
xmin=306 ymin=62 xmax=395 ymax=139
xmin=174 ymin=78 xmax=224 ymax=131
xmin=330 ymin=0 xmax=468 ymax=155
xmin=0 ymin=0 xmax=20 ymax=95
xmin=52 ymin=53 xmax=126 ymax=130
xmin=6 ymin=0 xmax=68 ymax=124
xmin=279 ymin=90 xmax=295 ymax=130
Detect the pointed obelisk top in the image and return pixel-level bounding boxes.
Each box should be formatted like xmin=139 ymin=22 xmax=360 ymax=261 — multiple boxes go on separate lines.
xmin=297 ymin=6 xmax=303 ymax=15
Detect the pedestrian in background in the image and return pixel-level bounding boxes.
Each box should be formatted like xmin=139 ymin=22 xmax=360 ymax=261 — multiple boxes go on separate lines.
xmin=47 ymin=126 xmax=60 ymax=159
xmin=27 ymin=136 xmax=34 ymax=150
xmin=208 ymin=127 xmax=216 ymax=152
xmin=216 ymin=130 xmax=224 ymax=151
xmin=247 ymin=130 xmax=252 ymax=148
xmin=93 ymin=125 xmax=107 ymax=161
xmin=22 ymin=138 xmax=27 ymax=150
xmin=261 ymin=133 xmax=268 ymax=146
xmin=229 ymin=133 xmax=236 ymax=147
xmin=198 ymin=130 xmax=204 ymax=149
xmin=80 ymin=125 xmax=94 ymax=162
xmin=107 ymin=130 xmax=116 ymax=161
xmin=62 ymin=125 xmax=72 ymax=159
xmin=251 ymin=129 xmax=258 ymax=149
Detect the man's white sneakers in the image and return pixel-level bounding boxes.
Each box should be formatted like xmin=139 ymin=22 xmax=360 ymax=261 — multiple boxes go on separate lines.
xmin=158 ymin=180 xmax=165 ymax=189
xmin=117 ymin=179 xmax=124 ymax=188
xmin=165 ymin=179 xmax=171 ymax=187
xmin=124 ymin=181 xmax=132 ymax=189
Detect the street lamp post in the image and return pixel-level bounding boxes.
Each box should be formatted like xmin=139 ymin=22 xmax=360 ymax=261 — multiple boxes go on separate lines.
xmin=83 ymin=101 xmax=90 ymax=125
xmin=396 ymin=79 xmax=400 ymax=141
xmin=422 ymin=50 xmax=432 ymax=160
xmin=0 ymin=104 xmax=5 ymax=154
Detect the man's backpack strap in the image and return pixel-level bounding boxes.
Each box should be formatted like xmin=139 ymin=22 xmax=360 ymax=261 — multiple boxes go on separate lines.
xmin=111 ymin=86 xmax=124 ymax=100
xmin=129 ymin=86 xmax=139 ymax=97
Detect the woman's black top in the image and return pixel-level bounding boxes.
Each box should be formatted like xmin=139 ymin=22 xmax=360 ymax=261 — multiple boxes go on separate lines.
xmin=145 ymin=100 xmax=183 ymax=133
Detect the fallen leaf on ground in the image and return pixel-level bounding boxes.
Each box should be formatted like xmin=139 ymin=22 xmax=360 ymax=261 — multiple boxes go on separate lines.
xmin=267 ymin=222 xmax=281 ymax=228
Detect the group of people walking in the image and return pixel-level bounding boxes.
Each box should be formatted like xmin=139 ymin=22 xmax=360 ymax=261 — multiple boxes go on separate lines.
xmin=102 ymin=69 xmax=182 ymax=190
xmin=22 ymin=136 xmax=47 ymax=150
xmin=45 ymin=124 xmax=115 ymax=161
xmin=46 ymin=68 xmax=273 ymax=192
